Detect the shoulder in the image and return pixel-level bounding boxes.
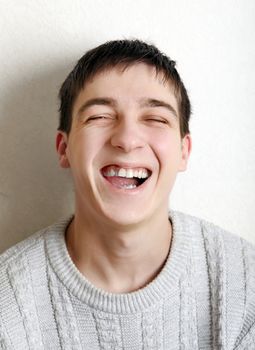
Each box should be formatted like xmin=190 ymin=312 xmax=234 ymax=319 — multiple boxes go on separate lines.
xmin=0 ymin=217 xmax=69 ymax=295
xmin=0 ymin=216 xmax=72 ymax=268
xmin=0 ymin=224 xmax=50 ymax=305
xmin=0 ymin=228 xmax=46 ymax=273
xmin=0 ymin=216 xmax=73 ymax=293
xmin=173 ymin=209 xmax=255 ymax=288
xmin=0 ymin=227 xmax=46 ymax=346
xmin=171 ymin=210 xmax=255 ymax=348
xmin=171 ymin=210 xmax=254 ymax=294
xmin=0 ymin=217 xmax=71 ymax=347
xmin=171 ymin=209 xmax=253 ymax=256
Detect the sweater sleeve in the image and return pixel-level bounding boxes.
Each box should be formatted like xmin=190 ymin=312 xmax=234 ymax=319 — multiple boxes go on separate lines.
xmin=233 ymin=239 xmax=255 ymax=349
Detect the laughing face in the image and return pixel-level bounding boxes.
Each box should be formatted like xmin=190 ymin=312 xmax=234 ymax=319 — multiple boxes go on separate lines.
xmin=57 ymin=63 xmax=191 ymax=227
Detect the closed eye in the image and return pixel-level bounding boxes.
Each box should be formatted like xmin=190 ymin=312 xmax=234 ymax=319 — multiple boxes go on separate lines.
xmin=146 ymin=117 xmax=168 ymax=124
xmin=87 ymin=114 xmax=113 ymax=122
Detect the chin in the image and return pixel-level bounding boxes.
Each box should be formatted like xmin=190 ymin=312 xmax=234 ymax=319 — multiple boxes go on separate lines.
xmin=100 ymin=206 xmax=150 ymax=228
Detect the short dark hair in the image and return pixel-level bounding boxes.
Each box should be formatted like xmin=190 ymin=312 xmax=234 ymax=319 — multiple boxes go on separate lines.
xmin=58 ymin=39 xmax=191 ymax=138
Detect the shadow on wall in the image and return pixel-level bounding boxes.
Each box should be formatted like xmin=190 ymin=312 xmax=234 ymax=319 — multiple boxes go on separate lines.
xmin=0 ymin=64 xmax=74 ymax=253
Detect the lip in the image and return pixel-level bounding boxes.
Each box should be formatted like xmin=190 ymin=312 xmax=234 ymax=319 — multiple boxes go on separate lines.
xmin=100 ymin=162 xmax=153 ymax=194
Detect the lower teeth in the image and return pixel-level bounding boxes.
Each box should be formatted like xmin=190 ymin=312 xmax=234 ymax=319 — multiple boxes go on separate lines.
xmin=120 ymin=184 xmax=137 ymax=189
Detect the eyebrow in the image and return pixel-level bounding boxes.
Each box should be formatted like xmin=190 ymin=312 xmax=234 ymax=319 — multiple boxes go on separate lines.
xmin=77 ymin=97 xmax=178 ymax=118
xmin=140 ymin=98 xmax=178 ymax=118
xmin=77 ymin=98 xmax=117 ymax=117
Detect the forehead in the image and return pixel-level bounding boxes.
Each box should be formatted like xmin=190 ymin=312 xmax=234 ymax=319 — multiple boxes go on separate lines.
xmin=73 ymin=63 xmax=178 ymax=114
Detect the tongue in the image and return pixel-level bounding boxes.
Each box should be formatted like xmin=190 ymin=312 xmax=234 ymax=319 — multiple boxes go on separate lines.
xmin=105 ymin=176 xmax=139 ymax=187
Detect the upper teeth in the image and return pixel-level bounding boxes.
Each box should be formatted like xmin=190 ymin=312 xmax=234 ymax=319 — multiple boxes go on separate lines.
xmin=103 ymin=167 xmax=150 ymax=179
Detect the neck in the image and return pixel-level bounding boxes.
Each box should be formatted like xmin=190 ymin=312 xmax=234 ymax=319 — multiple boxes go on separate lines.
xmin=65 ymin=209 xmax=172 ymax=293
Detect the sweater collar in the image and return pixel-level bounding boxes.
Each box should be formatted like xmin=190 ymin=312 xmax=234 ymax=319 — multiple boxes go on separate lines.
xmin=45 ymin=210 xmax=193 ymax=314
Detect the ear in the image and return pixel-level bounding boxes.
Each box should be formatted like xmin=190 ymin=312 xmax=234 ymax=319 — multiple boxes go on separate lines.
xmin=56 ymin=131 xmax=70 ymax=168
xmin=178 ymin=134 xmax=192 ymax=172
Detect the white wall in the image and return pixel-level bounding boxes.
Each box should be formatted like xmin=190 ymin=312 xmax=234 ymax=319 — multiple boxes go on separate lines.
xmin=0 ymin=0 xmax=254 ymax=253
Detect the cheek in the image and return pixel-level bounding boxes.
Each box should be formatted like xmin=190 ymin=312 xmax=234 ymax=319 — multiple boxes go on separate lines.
xmin=69 ymin=132 xmax=107 ymax=172
xmin=151 ymin=132 xmax=181 ymax=163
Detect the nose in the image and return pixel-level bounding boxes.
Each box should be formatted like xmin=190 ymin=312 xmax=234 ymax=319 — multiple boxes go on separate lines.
xmin=110 ymin=118 xmax=145 ymax=153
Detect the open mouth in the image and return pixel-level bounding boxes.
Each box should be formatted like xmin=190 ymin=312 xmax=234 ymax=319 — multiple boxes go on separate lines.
xmin=101 ymin=165 xmax=152 ymax=190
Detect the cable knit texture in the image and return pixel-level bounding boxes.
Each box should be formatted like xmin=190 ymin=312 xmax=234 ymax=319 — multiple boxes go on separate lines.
xmin=0 ymin=211 xmax=254 ymax=349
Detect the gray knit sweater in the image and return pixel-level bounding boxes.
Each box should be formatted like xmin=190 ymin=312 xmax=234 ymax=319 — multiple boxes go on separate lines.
xmin=0 ymin=211 xmax=255 ymax=349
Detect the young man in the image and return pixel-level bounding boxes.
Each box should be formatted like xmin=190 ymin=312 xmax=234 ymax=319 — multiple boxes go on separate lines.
xmin=0 ymin=40 xmax=254 ymax=349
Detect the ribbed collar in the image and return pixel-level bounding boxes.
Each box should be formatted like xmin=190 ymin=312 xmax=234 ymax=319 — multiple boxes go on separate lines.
xmin=45 ymin=210 xmax=193 ymax=314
